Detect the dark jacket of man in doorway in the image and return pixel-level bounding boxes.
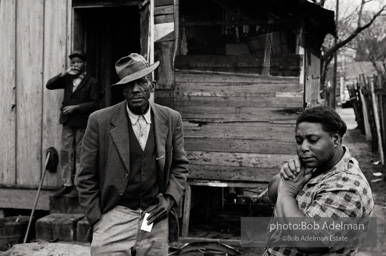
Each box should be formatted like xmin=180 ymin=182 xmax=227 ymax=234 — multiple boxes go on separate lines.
xmin=46 ymin=51 xmax=100 ymax=197
xmin=76 ymin=53 xmax=189 ymax=256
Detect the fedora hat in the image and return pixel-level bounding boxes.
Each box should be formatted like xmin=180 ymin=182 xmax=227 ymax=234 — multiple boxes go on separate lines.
xmin=112 ymin=53 xmax=159 ymax=86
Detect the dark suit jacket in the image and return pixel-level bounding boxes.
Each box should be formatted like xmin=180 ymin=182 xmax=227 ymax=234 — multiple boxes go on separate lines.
xmin=46 ymin=73 xmax=100 ymax=128
xmin=76 ymin=101 xmax=189 ymax=239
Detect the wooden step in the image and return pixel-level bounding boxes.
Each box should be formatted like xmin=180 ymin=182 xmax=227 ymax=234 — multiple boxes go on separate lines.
xmin=49 ymin=195 xmax=83 ymax=214
xmin=36 ymin=214 xmax=87 ymax=242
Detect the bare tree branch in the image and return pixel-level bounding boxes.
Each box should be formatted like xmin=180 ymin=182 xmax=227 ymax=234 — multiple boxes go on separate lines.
xmin=321 ymin=3 xmax=386 ymax=61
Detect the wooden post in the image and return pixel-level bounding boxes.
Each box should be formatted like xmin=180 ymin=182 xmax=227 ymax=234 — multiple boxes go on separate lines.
xmin=376 ymin=74 xmax=386 ymax=166
xmin=370 ymin=76 xmax=384 ymax=165
xmin=149 ymin=0 xmax=155 ymax=104
xmin=262 ymin=18 xmax=273 ymax=76
xmin=359 ymin=87 xmax=371 ymax=141
xmin=181 ymin=184 xmax=191 ymax=237
xmin=362 ymin=75 xmax=378 ymax=151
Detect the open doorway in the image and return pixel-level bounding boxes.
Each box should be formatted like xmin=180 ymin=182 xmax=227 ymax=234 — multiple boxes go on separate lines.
xmin=73 ymin=6 xmax=140 ymax=108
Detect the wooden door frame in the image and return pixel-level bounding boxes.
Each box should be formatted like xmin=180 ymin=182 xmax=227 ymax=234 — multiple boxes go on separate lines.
xmin=70 ymin=0 xmax=154 ymax=107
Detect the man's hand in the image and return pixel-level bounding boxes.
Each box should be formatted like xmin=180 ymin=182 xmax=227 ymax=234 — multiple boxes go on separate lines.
xmin=62 ymin=105 xmax=79 ymax=115
xmin=146 ymin=194 xmax=175 ymax=225
xmin=278 ymin=167 xmax=313 ymax=197
xmin=61 ymin=67 xmax=80 ymax=77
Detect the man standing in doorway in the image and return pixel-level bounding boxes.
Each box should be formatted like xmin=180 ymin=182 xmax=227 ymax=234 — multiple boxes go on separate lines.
xmin=77 ymin=53 xmax=189 ymax=255
xmin=46 ymin=50 xmax=100 ymax=196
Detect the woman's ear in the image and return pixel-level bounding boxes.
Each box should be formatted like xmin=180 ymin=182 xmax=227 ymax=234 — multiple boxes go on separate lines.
xmin=333 ymin=132 xmax=342 ymax=146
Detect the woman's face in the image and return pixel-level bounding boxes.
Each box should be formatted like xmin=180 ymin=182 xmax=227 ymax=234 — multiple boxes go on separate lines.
xmin=295 ymin=122 xmax=337 ymax=169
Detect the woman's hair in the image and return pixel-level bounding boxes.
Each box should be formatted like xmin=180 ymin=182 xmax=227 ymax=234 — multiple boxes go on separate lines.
xmin=296 ymin=106 xmax=347 ymax=136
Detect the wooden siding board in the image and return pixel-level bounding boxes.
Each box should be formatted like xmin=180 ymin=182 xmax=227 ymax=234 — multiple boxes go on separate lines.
xmin=185 ymin=138 xmax=295 ymax=154
xmin=175 ymin=67 xmax=300 ymax=76
xmin=155 ymin=0 xmax=174 ymax=7
xmin=183 ymin=122 xmax=295 ymax=140
xmin=174 ymin=97 xmax=302 ymax=108
xmin=155 ymin=5 xmax=173 ymax=16
xmin=0 ymin=0 xmax=17 ymax=184
xmin=42 ymin=0 xmax=68 ymax=186
xmin=187 ymin=151 xmax=291 ymax=169
xmin=175 ymin=55 xmax=301 ymax=69
xmin=175 ymin=71 xmax=299 ymax=83
xmin=155 ymin=14 xmax=174 ymax=24
xmin=188 ymin=165 xmax=277 ymax=183
xmin=0 ymin=188 xmax=50 ymax=210
xmin=16 ymin=0 xmax=44 ymax=185
xmin=176 ymin=82 xmax=303 ymax=95
xmin=176 ymin=106 xmax=301 ymax=122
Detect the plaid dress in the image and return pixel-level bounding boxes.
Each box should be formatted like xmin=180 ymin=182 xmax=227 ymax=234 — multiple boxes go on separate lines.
xmin=265 ymin=146 xmax=374 ymax=256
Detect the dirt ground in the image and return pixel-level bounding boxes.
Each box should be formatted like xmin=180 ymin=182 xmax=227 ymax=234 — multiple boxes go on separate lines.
xmin=1 ymin=106 xmax=385 ymax=255
xmin=338 ymin=107 xmax=386 ymax=205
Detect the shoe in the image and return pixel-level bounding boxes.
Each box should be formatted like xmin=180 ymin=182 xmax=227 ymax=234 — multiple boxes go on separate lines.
xmin=53 ymin=185 xmax=73 ymax=197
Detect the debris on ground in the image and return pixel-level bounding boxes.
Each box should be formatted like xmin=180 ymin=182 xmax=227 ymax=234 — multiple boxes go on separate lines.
xmin=169 ymin=241 xmax=241 ymax=255
xmin=0 ymin=241 xmax=90 ymax=256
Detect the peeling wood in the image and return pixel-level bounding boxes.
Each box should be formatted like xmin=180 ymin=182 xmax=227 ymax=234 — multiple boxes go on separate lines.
xmin=0 ymin=188 xmax=52 ymax=210
xmin=188 ymin=165 xmax=279 ymax=183
xmin=175 ymin=70 xmax=300 ymax=83
xmin=187 ymin=151 xmax=293 ymax=168
xmin=183 ymin=124 xmax=295 ymax=140
xmin=16 ymin=0 xmax=44 ymax=185
xmin=174 ymin=97 xmax=302 ymax=108
xmin=185 ymin=138 xmax=295 ymax=154
xmin=155 ymin=14 xmax=174 ymax=24
xmin=0 ymin=0 xmax=17 ymax=184
xmin=155 ymin=5 xmax=173 ymax=16
xmin=176 ymin=106 xmax=300 ymax=122
xmin=155 ymin=0 xmax=174 ymax=7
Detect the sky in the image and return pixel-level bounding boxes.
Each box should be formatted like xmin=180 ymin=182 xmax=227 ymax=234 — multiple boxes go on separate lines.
xmin=324 ymin=0 xmax=386 ymax=18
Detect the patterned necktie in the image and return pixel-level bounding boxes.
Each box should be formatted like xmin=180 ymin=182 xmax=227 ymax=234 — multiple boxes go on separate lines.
xmin=138 ymin=116 xmax=147 ymax=150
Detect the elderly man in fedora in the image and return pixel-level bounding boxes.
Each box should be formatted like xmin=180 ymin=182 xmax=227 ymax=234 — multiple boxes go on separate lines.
xmin=76 ymin=53 xmax=189 ymax=255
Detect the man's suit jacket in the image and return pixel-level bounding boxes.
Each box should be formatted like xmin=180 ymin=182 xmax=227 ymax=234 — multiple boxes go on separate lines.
xmin=76 ymin=101 xmax=189 ymax=230
xmin=46 ymin=73 xmax=100 ymax=128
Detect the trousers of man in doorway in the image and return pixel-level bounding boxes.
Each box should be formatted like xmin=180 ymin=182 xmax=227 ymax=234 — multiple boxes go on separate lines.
xmin=91 ymin=205 xmax=169 ymax=256
xmin=61 ymin=125 xmax=85 ymax=186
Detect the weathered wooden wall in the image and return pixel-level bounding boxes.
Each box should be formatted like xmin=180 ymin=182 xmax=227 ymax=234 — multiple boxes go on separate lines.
xmin=0 ymin=0 xmax=70 ymax=209
xmin=154 ymin=0 xmax=175 ymax=108
xmin=304 ymin=51 xmax=321 ymax=106
xmin=174 ymin=68 xmax=303 ymax=183
xmin=0 ymin=0 xmax=17 ymax=185
xmin=175 ymin=55 xmax=302 ymax=77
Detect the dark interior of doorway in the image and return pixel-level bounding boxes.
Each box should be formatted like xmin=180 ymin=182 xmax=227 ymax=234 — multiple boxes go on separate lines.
xmin=74 ymin=6 xmax=140 ymax=108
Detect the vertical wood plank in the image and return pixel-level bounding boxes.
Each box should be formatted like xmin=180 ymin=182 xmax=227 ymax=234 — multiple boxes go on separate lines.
xmin=42 ymin=0 xmax=69 ymax=186
xmin=16 ymin=0 xmax=44 ymax=185
xmin=370 ymin=76 xmax=384 ymax=164
xmin=305 ymin=52 xmax=320 ymax=107
xmin=140 ymin=3 xmax=150 ymax=60
xmin=155 ymin=41 xmax=174 ymax=89
xmin=0 ymin=0 xmax=17 ymax=184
